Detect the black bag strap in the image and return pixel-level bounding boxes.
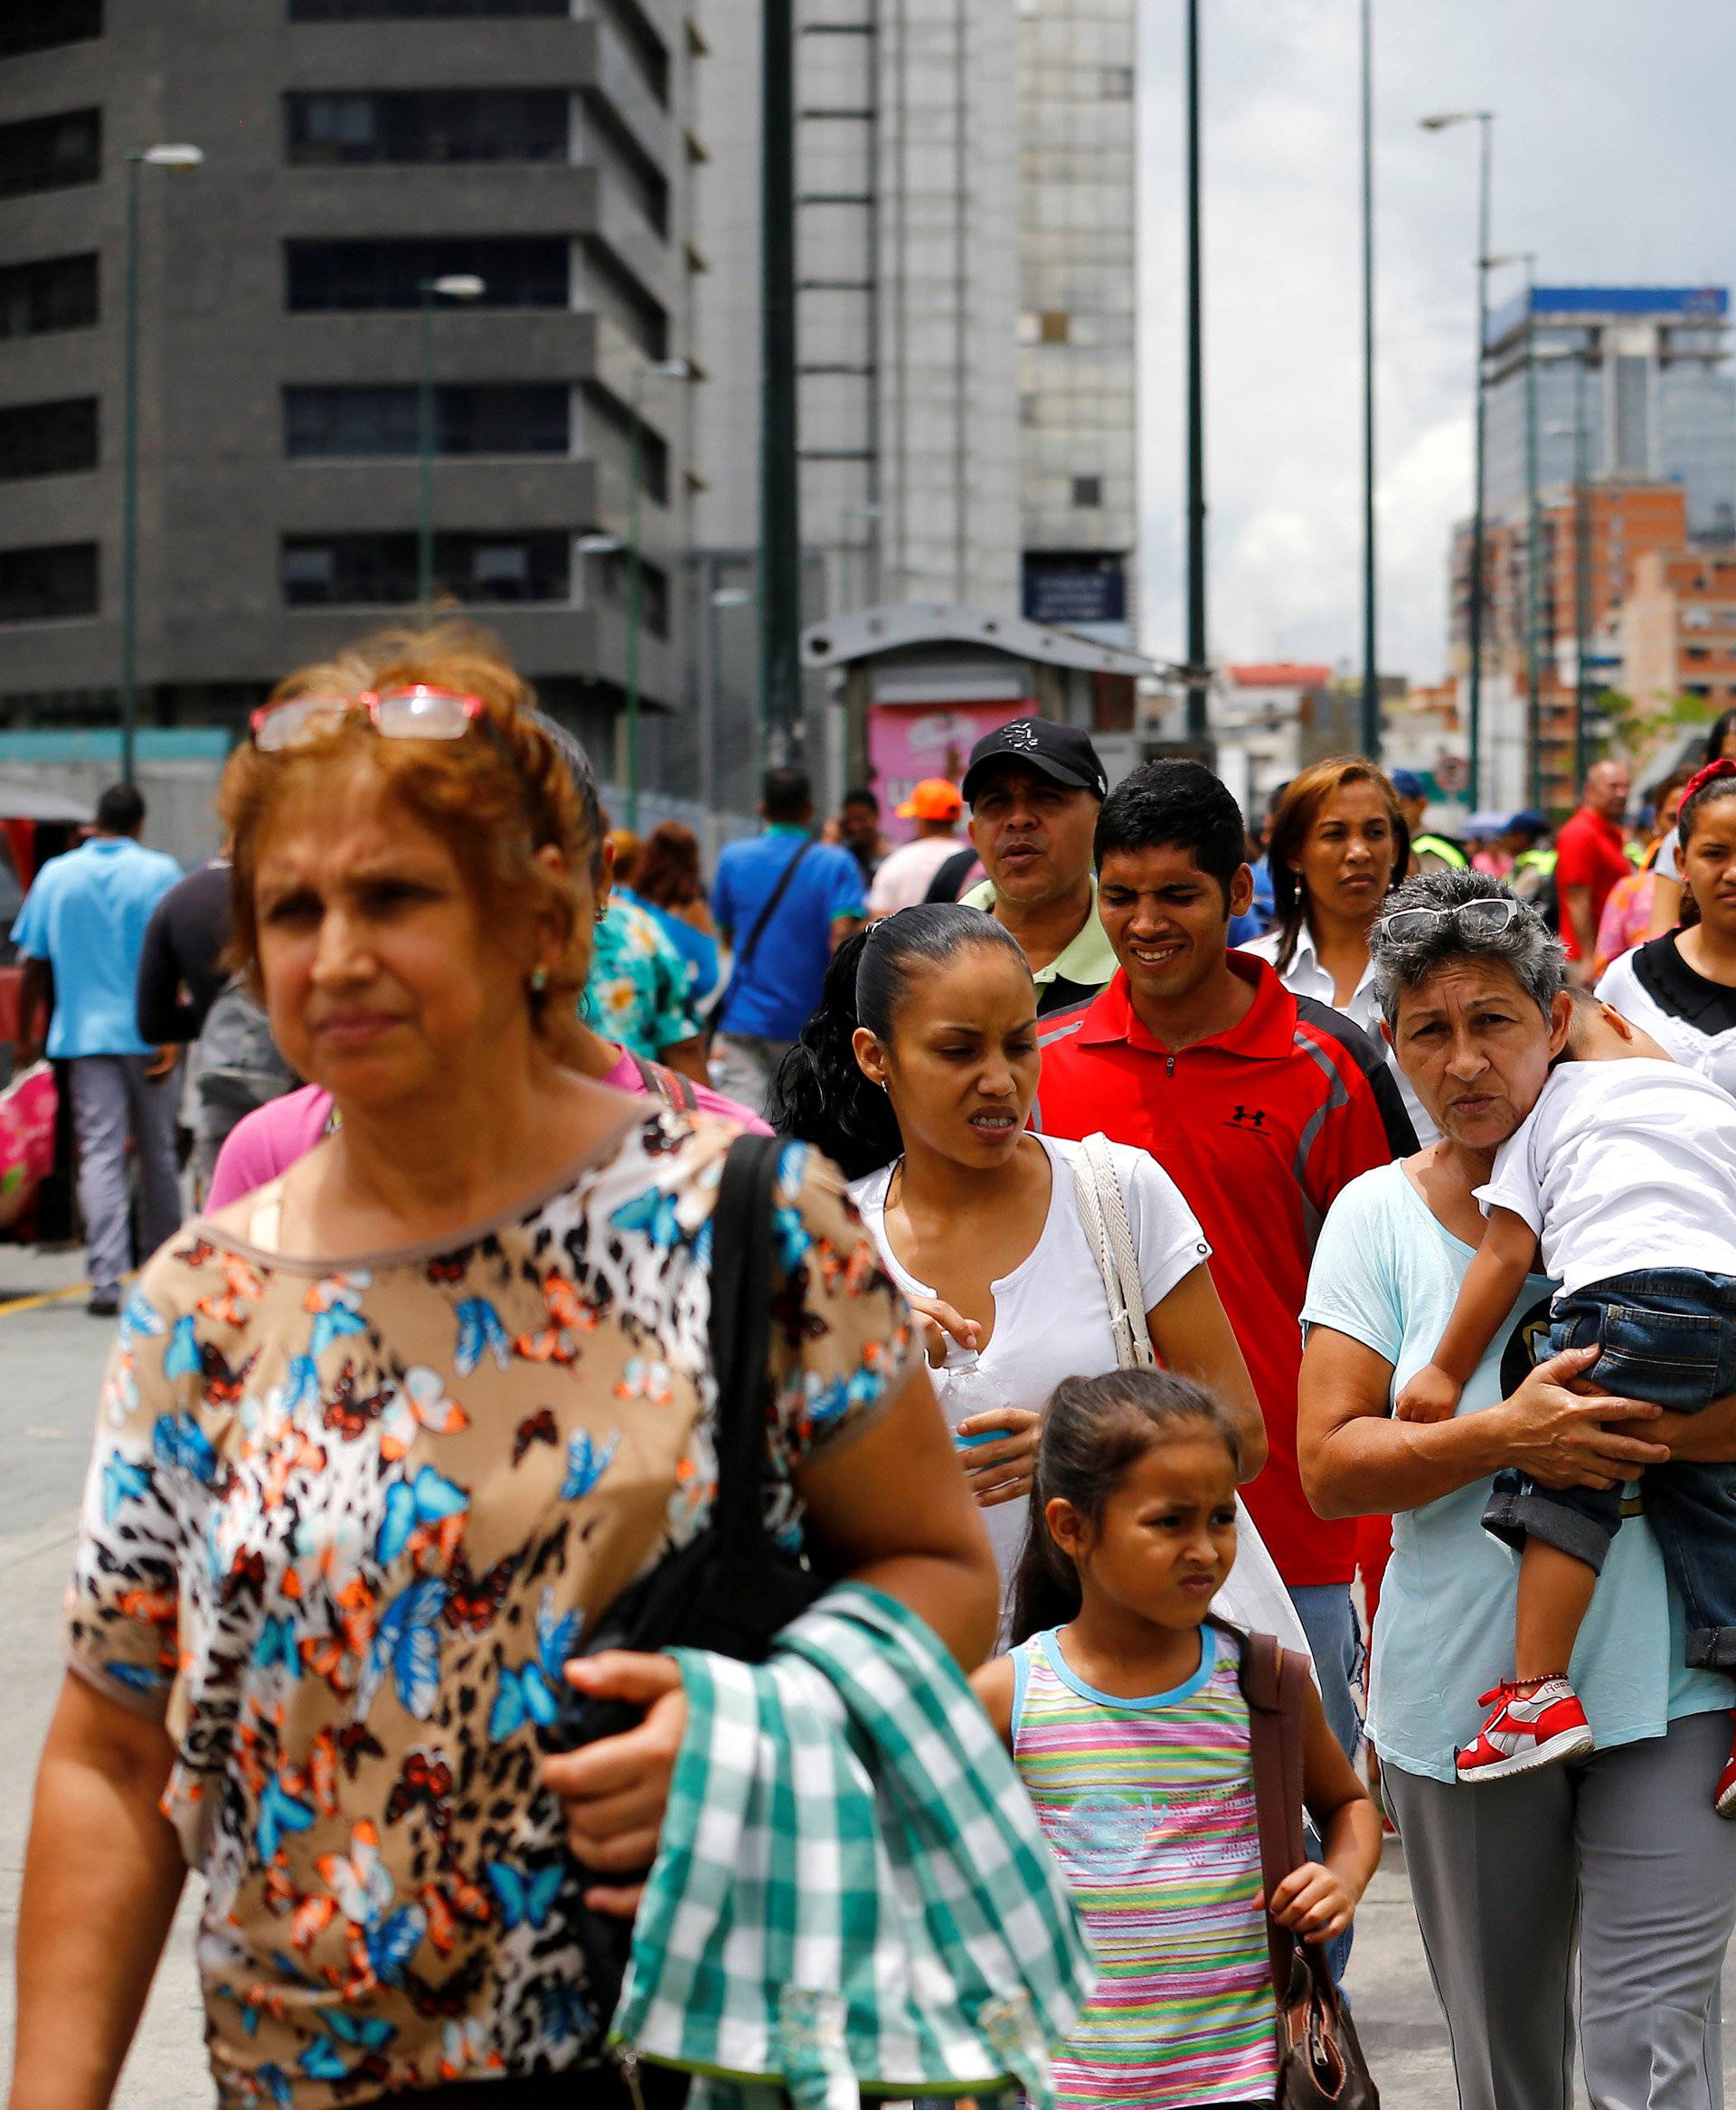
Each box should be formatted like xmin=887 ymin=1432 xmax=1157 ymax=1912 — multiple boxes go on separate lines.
xmin=707 ymin=1133 xmax=783 ymax=1565
xmin=1238 ymin=1627 xmax=1312 ymax=2002
xmin=628 ymin=1049 xmax=699 ymax=1112
xmin=733 ymin=837 xmax=815 ymax=981
xmin=923 ymin=844 xmax=978 ymax=904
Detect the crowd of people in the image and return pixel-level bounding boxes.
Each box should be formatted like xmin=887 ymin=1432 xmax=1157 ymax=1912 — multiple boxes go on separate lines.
xmin=9 ymin=620 xmax=1736 ymax=2110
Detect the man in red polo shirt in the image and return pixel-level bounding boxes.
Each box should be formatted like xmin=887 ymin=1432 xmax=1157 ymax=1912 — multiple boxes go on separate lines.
xmin=1554 ymin=757 xmax=1631 ymax=978
xmin=1036 ymin=760 xmax=1416 ymax=1758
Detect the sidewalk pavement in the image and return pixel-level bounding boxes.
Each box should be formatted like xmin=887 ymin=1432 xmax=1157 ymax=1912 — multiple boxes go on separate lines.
xmin=0 ymin=1264 xmax=1729 ymax=2105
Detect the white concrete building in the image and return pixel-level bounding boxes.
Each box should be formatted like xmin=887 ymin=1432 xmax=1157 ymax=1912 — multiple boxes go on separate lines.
xmin=1016 ymin=0 xmax=1138 ymax=646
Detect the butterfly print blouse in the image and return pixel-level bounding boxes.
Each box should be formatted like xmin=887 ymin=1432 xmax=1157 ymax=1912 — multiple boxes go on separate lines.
xmin=66 ymin=1112 xmax=911 ymax=2105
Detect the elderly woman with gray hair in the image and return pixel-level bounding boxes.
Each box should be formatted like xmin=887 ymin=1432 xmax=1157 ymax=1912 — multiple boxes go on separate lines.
xmin=1297 ymin=867 xmax=1736 ymax=2110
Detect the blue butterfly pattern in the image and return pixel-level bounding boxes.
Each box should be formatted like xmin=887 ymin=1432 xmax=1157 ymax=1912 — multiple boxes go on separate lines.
xmin=561 ymin=1428 xmax=618 ymax=1500
xmin=374 ymin=1463 xmax=468 ymax=1566
xmin=609 ymin=1188 xmax=683 ymax=1248
xmin=454 ymin=1297 xmax=511 ymax=1376
xmin=152 ymin=1411 xmax=219 ymax=1484
xmin=356 ymin=1576 xmax=447 ymax=1722
xmin=488 ymin=1586 xmax=580 ymax=1740
xmin=100 ymin=1454 xmax=151 ymax=1526
xmin=485 ymin=1857 xmax=564 ymax=1931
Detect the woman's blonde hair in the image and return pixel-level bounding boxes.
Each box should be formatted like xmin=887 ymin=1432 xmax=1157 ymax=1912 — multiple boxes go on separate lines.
xmin=220 ymin=622 xmax=595 ymax=1063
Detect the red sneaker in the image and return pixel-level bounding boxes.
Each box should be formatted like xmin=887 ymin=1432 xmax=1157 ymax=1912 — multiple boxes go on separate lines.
xmin=1456 ymin=1677 xmax=1594 ymax=1784
xmin=1715 ymin=1717 xmax=1736 ymax=1819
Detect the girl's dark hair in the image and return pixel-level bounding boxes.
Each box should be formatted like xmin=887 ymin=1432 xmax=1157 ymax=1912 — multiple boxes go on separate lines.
xmin=1009 ymin=1368 xmax=1243 ymax=1644
xmin=1704 ymin=709 xmax=1736 ymax=765
xmin=767 ymin=903 xmax=1030 ymax=1179
xmin=1267 ymin=756 xmax=1410 ymax=975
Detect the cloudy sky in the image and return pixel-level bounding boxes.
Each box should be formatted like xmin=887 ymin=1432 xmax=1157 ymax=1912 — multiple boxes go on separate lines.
xmin=1136 ymin=0 xmax=1736 ymax=683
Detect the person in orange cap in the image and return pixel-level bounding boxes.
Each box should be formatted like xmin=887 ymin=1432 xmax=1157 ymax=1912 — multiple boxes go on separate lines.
xmin=868 ymin=778 xmax=968 ymax=915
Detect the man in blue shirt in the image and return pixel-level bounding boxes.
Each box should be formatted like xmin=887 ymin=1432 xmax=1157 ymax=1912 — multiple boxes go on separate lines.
xmin=11 ymin=783 xmax=183 ymax=1315
xmin=711 ymin=767 xmax=865 ymax=1115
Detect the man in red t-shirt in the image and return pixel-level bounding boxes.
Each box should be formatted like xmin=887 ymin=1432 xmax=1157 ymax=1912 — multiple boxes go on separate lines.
xmin=1554 ymin=758 xmax=1632 ymax=976
xmin=1036 ymin=760 xmax=1416 ymax=1757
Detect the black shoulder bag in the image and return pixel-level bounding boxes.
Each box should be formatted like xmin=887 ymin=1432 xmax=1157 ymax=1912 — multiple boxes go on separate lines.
xmin=731 ymin=837 xmax=816 ymax=988
xmin=558 ymin=1134 xmax=826 ymax=2005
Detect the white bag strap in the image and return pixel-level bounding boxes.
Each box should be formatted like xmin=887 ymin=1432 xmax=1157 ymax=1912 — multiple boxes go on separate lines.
xmin=1071 ymin=1133 xmax=1154 ymax=1371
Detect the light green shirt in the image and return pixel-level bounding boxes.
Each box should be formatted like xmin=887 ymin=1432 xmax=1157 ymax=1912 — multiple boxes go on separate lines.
xmin=962 ymin=876 xmax=1117 ymax=1000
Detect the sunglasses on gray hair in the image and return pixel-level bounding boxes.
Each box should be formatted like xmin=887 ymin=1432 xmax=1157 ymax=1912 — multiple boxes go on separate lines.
xmin=1380 ymin=896 xmax=1521 ymax=945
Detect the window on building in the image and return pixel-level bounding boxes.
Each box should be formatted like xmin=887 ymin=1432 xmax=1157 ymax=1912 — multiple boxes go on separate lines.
xmin=0 ymin=109 xmax=101 ymax=200
xmin=1040 ymin=311 xmax=1071 ymax=344
xmin=0 ymin=0 xmax=102 ymax=57
xmin=598 ymin=0 xmax=669 ymax=108
xmin=0 ymin=253 xmax=99 ymax=341
xmin=582 ymin=96 xmax=668 ymax=234
xmin=1071 ymin=475 xmax=1103 ymax=508
xmin=1612 ymin=354 xmax=1651 ymax=477
xmin=281 ymin=530 xmax=570 ymax=606
xmin=289 ymin=0 xmax=563 ymax=15
xmin=0 ymin=398 xmax=98 ymax=481
xmin=285 ymin=237 xmax=568 ymax=312
xmin=579 ymin=235 xmax=667 ymax=359
xmin=284 ymin=384 xmax=570 ymax=457
xmin=0 ymin=543 xmax=99 ymax=622
xmin=286 ymin=90 xmax=568 ymax=165
xmin=1100 ymin=66 xmax=1135 ymax=98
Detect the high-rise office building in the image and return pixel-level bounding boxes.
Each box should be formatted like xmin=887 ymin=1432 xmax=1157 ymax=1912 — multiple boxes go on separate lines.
xmin=692 ymin=0 xmax=1021 ymax=621
xmin=1015 ymin=0 xmax=1137 ymax=647
xmin=0 ymin=0 xmax=699 ymax=778
xmin=1481 ymin=285 xmax=1736 ymax=541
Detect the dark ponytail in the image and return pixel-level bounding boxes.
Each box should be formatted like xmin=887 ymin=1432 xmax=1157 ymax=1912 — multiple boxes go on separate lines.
xmin=768 ymin=903 xmax=1029 ymax=1179
xmin=1008 ymin=1367 xmax=1244 ymax=1644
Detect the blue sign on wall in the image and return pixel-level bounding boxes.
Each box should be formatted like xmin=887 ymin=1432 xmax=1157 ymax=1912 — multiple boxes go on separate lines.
xmin=1023 ymin=554 xmax=1127 ymax=629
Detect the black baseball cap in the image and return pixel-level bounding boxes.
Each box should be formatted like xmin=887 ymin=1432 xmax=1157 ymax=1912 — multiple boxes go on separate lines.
xmin=960 ymin=718 xmax=1109 ymax=805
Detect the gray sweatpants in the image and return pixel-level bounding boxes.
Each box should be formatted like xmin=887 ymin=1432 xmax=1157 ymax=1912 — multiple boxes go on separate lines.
xmin=1384 ymin=1708 xmax=1736 ymax=2110
xmin=709 ymin=1033 xmax=793 ymax=1121
xmin=68 ymin=1055 xmax=183 ymax=1298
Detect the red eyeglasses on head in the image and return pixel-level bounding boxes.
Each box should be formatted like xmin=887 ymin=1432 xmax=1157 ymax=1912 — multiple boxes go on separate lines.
xmin=249 ymin=686 xmax=487 ymax=753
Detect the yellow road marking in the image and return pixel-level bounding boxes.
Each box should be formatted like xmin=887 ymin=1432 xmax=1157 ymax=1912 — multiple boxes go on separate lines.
xmin=0 ymin=1282 xmax=94 ymax=1318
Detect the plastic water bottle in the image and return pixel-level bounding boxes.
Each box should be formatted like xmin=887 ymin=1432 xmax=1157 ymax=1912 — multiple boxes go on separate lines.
xmin=939 ymin=1341 xmax=1005 ymax=1452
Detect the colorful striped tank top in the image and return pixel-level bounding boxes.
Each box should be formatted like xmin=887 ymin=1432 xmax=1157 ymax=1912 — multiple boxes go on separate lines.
xmin=1011 ymin=1622 xmax=1278 ymax=2109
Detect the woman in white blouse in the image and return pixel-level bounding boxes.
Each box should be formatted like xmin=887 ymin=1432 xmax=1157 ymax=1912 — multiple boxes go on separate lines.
xmin=1239 ymin=756 xmax=1434 ymax=1144
xmin=769 ymin=904 xmax=1310 ymax=1653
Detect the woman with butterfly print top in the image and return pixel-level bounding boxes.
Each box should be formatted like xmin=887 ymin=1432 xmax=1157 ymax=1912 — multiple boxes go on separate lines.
xmin=14 ymin=626 xmax=995 ymax=2110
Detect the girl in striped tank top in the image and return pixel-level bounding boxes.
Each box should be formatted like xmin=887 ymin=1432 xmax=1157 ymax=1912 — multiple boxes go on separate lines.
xmin=973 ymin=1369 xmax=1381 ymax=2110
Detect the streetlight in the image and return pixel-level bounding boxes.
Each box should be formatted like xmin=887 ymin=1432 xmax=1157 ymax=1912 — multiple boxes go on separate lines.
xmin=120 ymin=143 xmax=203 ymax=788
xmin=1548 ymin=382 xmax=1595 ymax=793
xmin=1184 ymin=0 xmax=1209 ymax=743
xmin=416 ymin=274 xmax=486 ymax=610
xmin=1358 ymin=0 xmax=1379 ymax=759
xmin=1420 ymin=108 xmax=1495 ymax=809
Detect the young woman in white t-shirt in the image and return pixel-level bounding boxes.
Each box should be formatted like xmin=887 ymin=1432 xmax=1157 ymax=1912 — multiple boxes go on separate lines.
xmin=769 ymin=903 xmax=1271 ymax=1590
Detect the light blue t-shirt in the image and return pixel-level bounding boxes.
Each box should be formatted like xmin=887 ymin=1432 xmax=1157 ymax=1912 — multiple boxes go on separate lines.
xmin=12 ymin=835 xmax=182 ymax=1059
xmin=712 ymin=827 xmax=865 ymax=1041
xmin=1302 ymin=1159 xmax=1733 ymax=1785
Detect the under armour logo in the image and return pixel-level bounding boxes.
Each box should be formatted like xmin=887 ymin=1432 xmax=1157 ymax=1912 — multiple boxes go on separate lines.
xmin=1226 ymin=1105 xmax=1268 ymax=1131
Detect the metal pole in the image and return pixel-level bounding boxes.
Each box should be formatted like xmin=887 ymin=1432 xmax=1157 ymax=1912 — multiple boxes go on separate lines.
xmin=1573 ymin=356 xmax=1591 ymax=790
xmin=1524 ymin=260 xmax=1543 ymax=809
xmin=1358 ymin=0 xmax=1380 ymax=758
xmin=1184 ymin=0 xmax=1207 ymax=740
xmin=417 ymin=288 xmax=435 ymax=610
xmin=625 ymin=368 xmax=645 ymax=832
xmin=119 ymin=155 xmax=142 ymax=788
xmin=760 ymin=0 xmax=803 ymax=767
xmin=1466 ymin=112 xmax=1492 ymax=809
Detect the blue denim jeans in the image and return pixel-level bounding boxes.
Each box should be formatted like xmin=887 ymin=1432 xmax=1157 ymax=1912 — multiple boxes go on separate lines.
xmin=1484 ymin=1267 xmax=1736 ymax=1668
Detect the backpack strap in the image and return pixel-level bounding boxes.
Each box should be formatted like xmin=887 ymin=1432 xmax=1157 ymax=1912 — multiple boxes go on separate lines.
xmin=707 ymin=1133 xmax=783 ymax=1566
xmin=1237 ymin=1626 xmax=1312 ymax=2001
xmin=627 ymin=1048 xmax=699 ymax=1113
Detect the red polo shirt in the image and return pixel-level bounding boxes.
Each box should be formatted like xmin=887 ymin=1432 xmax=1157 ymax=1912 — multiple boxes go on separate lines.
xmin=1554 ymin=806 xmax=1631 ymax=963
xmin=1035 ymin=958 xmax=1416 ymax=1585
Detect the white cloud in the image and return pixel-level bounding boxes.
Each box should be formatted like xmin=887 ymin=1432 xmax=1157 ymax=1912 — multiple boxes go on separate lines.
xmin=1136 ymin=0 xmax=1736 ymax=683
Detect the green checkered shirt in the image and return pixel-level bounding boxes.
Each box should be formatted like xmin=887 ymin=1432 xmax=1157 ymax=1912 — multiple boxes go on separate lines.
xmin=612 ymin=1585 xmax=1095 ymax=2110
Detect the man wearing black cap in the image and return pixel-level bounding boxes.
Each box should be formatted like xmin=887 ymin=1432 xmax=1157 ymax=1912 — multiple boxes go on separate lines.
xmin=955 ymin=717 xmax=1117 ymax=1017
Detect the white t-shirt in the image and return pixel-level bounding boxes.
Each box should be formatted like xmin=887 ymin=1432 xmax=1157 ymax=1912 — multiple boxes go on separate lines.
xmin=849 ymin=1133 xmax=1210 ymax=1575
xmin=866 ymin=835 xmax=965 ymax=915
xmin=1477 ymin=1058 xmax=1736 ymax=1295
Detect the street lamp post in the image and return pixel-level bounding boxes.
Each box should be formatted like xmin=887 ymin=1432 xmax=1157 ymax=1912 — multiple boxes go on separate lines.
xmin=1184 ymin=0 xmax=1209 ymax=743
xmin=120 ymin=143 xmax=203 ymax=789
xmin=415 ymin=275 xmax=486 ymax=610
xmin=1358 ymin=0 xmax=1380 ymax=759
xmin=1420 ymin=109 xmax=1495 ymax=809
